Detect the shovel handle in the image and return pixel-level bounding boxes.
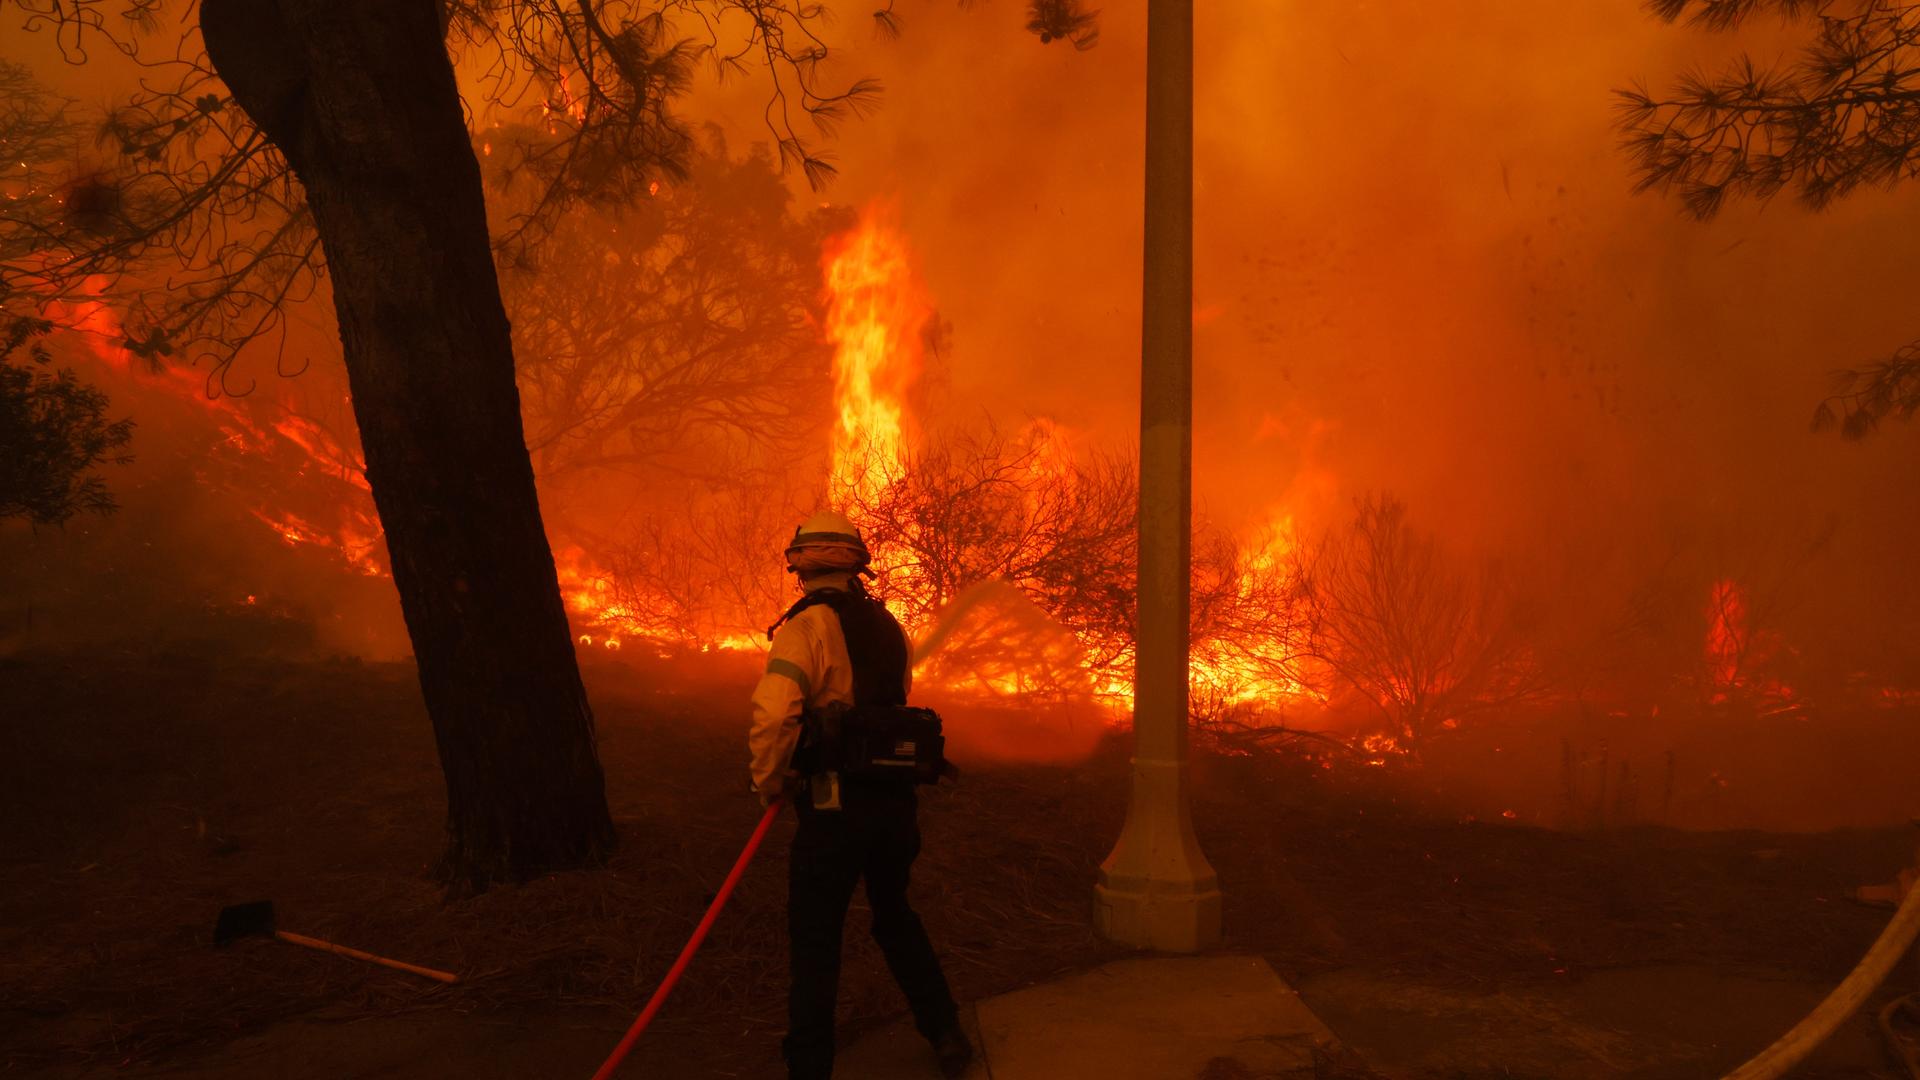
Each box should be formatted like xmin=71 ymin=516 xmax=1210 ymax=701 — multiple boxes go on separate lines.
xmin=274 ymin=930 xmax=459 ymax=984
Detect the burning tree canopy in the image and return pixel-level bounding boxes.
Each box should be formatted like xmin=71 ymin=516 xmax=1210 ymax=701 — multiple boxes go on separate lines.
xmin=0 ymin=1 xmax=1096 ymax=371
xmin=2 ymin=0 xmax=1919 ymax=883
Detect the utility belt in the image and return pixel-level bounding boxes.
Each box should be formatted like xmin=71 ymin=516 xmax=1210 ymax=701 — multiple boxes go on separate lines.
xmin=793 ymin=703 xmax=947 ymax=797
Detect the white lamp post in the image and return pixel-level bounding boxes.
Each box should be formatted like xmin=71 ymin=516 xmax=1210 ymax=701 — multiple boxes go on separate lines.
xmin=1093 ymin=0 xmax=1222 ymax=953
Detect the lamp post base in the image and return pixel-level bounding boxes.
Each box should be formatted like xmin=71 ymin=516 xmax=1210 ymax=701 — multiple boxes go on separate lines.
xmin=1095 ymin=792 xmax=1223 ymax=955
xmin=1094 ymin=875 xmax=1222 ymax=953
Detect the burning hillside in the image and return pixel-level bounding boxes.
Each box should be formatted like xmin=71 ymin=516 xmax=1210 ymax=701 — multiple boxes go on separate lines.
xmin=11 ymin=204 xmax=1913 ymax=776
xmin=6 ymin=5 xmax=1920 ymax=1078
xmin=3 ymin=2 xmax=1918 ymax=830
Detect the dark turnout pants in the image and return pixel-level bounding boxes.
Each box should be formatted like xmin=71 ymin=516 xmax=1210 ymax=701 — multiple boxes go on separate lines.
xmin=783 ymin=783 xmax=958 ymax=1080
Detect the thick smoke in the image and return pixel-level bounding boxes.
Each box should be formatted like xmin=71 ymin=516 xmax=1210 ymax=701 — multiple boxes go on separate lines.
xmin=686 ymin=1 xmax=1920 ymax=680
xmin=6 ymin=4 xmax=1919 ymax=818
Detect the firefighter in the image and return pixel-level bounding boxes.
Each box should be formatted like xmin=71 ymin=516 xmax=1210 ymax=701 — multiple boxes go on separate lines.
xmin=749 ymin=510 xmax=975 ymax=1080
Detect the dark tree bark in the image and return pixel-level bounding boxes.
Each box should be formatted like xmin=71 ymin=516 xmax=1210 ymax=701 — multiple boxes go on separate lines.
xmin=201 ymin=0 xmax=614 ymax=892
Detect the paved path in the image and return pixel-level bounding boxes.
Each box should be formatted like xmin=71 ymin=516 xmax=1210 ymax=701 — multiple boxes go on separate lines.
xmin=837 ymin=954 xmax=1339 ymax=1080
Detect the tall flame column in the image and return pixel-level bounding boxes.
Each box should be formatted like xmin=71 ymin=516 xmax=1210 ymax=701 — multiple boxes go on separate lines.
xmin=1094 ymin=0 xmax=1222 ymax=952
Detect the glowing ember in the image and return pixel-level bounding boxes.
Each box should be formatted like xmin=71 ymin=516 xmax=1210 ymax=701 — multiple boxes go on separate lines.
xmin=1703 ymin=578 xmax=1801 ymax=710
xmin=1705 ymin=578 xmax=1749 ymax=703
xmin=1360 ymin=732 xmax=1401 ymax=766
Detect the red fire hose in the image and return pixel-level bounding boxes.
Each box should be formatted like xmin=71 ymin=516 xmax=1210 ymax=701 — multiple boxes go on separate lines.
xmin=591 ymin=800 xmax=784 ymax=1080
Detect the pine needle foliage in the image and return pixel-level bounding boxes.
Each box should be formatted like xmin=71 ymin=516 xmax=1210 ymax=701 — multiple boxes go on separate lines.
xmin=1618 ymin=0 xmax=1920 ymax=436
xmin=0 ymin=318 xmax=134 ymax=525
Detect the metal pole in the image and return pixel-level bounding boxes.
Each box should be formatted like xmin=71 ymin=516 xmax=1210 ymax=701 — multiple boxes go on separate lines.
xmin=1094 ymin=0 xmax=1221 ymax=952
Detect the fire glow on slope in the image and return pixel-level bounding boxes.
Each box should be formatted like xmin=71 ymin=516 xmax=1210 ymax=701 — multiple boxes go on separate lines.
xmin=571 ymin=209 xmax=1822 ymax=728
xmin=46 ymin=283 xmax=385 ymax=579
xmin=38 ymin=221 xmax=1835 ymax=737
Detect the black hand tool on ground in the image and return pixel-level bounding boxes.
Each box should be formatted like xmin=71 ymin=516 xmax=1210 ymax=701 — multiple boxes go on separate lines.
xmin=214 ymin=900 xmax=459 ymax=984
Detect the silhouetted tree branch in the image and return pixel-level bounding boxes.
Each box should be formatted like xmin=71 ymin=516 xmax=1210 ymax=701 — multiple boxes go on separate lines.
xmin=501 ymin=136 xmax=838 ymax=501
xmin=1026 ymin=0 xmax=1099 ymax=50
xmin=845 ymin=421 xmax=1138 ymax=672
xmin=3 ymin=0 xmax=1095 ymax=380
xmin=1812 ymin=341 xmax=1920 ymax=436
xmin=1619 ymin=0 xmax=1920 ymax=436
xmin=0 ymin=51 xmax=307 ymax=391
xmin=0 ymin=317 xmax=134 ymax=525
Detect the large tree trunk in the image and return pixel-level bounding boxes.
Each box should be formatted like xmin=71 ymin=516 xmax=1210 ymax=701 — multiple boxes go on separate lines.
xmin=201 ymin=0 xmax=614 ymax=892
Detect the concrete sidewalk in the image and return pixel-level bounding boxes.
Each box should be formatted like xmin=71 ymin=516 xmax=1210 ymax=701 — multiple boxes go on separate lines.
xmin=836 ymin=954 xmax=1340 ymax=1080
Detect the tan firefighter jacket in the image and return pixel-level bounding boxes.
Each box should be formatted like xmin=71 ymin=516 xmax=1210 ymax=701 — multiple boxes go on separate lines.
xmin=748 ymin=577 xmax=913 ymax=803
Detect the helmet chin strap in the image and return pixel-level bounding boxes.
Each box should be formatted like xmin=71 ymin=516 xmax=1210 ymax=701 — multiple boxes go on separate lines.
xmin=796 ymin=568 xmax=872 ymax=590
xmin=785 ymin=549 xmax=873 ymax=579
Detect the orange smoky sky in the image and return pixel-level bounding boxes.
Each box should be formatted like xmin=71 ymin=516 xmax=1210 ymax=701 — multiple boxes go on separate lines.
xmin=6 ymin=1 xmax=1919 ymax=647
xmin=690 ymin=2 xmax=1920 ymax=555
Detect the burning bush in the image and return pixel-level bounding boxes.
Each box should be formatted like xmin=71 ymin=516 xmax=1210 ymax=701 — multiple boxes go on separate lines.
xmin=829 ymin=410 xmax=1329 ymax=714
xmin=577 ymin=486 xmax=804 ymax=648
xmin=845 ymin=422 xmax=1134 ymax=667
xmin=1189 ymin=515 xmax=1320 ymax=712
xmin=1305 ymin=495 xmax=1549 ymax=745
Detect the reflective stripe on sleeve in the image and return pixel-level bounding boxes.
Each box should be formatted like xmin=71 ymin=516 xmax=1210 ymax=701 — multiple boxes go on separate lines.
xmin=766 ymin=657 xmax=812 ymax=700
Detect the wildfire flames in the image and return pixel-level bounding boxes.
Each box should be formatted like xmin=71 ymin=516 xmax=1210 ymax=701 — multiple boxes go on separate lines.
xmin=1705 ymin=578 xmax=1798 ymax=714
xmin=811 ymin=214 xmax=1317 ymax=714
xmin=31 ymin=214 xmax=1880 ymax=750
xmin=824 ymin=214 xmax=924 ymax=512
xmin=9 ymin=4 xmax=1919 ymax=853
xmin=1705 ymin=578 xmax=1749 ymax=703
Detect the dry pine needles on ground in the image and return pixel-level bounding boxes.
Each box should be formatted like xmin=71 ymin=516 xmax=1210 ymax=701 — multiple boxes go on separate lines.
xmin=0 ymin=652 xmax=1909 ymax=1076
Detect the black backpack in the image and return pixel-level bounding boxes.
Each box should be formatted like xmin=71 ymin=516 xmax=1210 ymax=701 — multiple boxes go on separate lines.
xmin=773 ymin=588 xmax=946 ymax=785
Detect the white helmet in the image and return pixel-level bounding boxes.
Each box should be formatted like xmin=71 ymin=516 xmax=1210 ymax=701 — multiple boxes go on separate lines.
xmin=784 ymin=509 xmax=871 ymax=575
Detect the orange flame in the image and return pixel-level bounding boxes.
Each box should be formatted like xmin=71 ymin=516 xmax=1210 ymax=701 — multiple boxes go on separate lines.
xmin=1706 ymin=578 xmax=1748 ymax=700
xmin=818 ymin=215 xmax=1320 ymax=715
xmin=823 ymin=212 xmax=927 ymax=512
xmin=1190 ymin=512 xmax=1317 ymax=706
xmin=1704 ymin=577 xmax=1802 ymax=710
